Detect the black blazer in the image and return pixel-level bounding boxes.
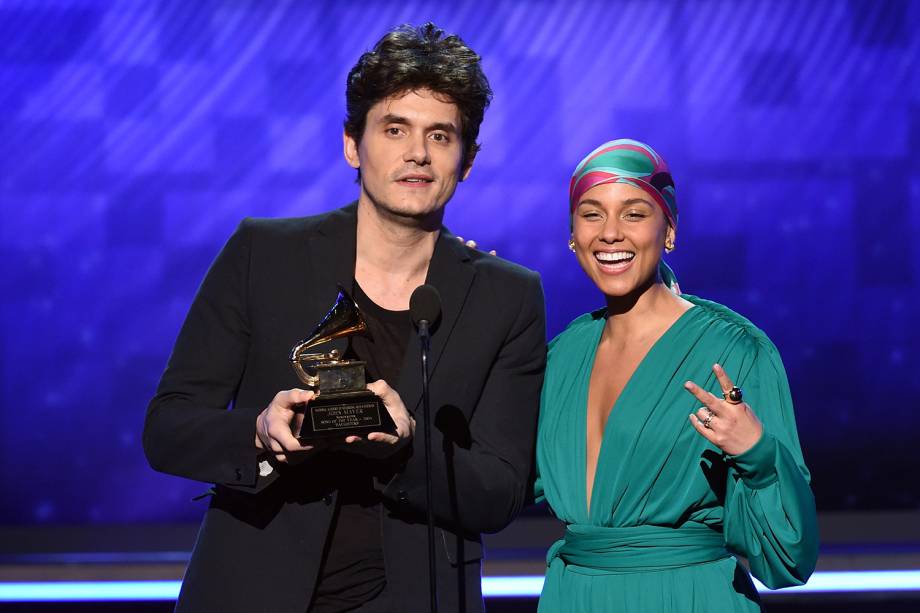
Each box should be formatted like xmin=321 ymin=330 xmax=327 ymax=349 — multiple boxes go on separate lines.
xmin=143 ymin=203 xmax=547 ymax=612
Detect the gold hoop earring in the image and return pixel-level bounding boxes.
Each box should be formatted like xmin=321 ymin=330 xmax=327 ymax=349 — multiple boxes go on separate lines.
xmin=568 ymin=238 xmax=576 ymax=253
xmin=664 ymin=239 xmax=675 ymax=253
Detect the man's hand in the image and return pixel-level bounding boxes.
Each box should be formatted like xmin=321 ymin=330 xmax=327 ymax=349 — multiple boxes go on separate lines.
xmin=343 ymin=380 xmax=415 ymax=458
xmin=255 ymin=389 xmax=316 ymax=463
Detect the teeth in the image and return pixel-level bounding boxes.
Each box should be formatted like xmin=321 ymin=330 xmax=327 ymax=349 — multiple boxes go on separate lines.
xmin=596 ymin=252 xmax=634 ymax=263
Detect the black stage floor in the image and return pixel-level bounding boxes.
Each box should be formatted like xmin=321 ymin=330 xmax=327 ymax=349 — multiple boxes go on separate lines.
xmin=2 ymin=511 xmax=919 ymax=612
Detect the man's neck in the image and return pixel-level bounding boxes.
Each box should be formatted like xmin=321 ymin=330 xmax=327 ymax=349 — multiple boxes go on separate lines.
xmin=354 ymin=201 xmax=440 ymax=311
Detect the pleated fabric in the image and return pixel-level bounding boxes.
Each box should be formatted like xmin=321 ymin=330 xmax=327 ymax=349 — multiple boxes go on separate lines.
xmin=535 ymin=296 xmax=818 ymax=612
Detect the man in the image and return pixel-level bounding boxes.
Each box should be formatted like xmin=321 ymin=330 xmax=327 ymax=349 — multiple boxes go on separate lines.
xmin=143 ymin=23 xmax=546 ymax=613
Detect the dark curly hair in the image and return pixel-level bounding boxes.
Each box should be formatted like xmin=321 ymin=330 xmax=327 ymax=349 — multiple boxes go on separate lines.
xmin=345 ymin=23 xmax=493 ymax=170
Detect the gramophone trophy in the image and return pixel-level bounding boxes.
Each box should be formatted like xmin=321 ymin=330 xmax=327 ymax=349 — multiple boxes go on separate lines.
xmin=289 ymin=286 xmax=396 ymax=442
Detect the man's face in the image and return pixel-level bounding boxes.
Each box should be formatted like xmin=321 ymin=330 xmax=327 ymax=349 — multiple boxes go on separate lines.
xmin=344 ymin=88 xmax=471 ymax=223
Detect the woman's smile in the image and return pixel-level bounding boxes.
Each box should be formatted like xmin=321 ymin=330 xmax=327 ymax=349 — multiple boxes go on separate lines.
xmin=593 ymin=249 xmax=636 ymax=274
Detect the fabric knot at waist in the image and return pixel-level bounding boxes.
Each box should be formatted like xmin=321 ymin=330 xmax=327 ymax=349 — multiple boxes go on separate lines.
xmin=546 ymin=523 xmax=729 ymax=573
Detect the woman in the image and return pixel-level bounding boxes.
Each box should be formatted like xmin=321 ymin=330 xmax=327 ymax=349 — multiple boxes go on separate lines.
xmin=535 ymin=139 xmax=818 ymax=611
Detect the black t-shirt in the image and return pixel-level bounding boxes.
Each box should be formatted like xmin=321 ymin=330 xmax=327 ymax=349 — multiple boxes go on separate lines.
xmin=310 ymin=282 xmax=412 ymax=612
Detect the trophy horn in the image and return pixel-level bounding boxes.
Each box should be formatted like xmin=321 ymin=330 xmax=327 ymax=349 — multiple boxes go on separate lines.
xmin=289 ymin=286 xmax=368 ymax=386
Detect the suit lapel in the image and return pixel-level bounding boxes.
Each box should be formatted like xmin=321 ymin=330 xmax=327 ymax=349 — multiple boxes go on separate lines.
xmin=398 ymin=229 xmax=476 ymax=411
xmin=305 ymin=203 xmax=358 ymax=308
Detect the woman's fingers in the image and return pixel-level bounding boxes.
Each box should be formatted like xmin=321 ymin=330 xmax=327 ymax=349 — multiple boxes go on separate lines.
xmin=695 ymin=406 xmax=714 ymax=424
xmin=455 ymin=235 xmax=495 ymax=254
xmin=683 ymin=380 xmax=721 ymax=415
xmin=685 ymin=370 xmax=765 ymax=455
xmin=712 ymin=363 xmax=736 ymax=396
xmin=689 ymin=413 xmax=717 ymax=443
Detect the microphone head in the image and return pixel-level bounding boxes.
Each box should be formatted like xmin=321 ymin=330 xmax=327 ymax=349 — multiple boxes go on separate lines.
xmin=410 ymin=284 xmax=442 ymax=327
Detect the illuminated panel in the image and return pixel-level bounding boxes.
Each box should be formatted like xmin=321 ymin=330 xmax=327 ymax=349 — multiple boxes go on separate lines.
xmin=0 ymin=581 xmax=180 ymax=601
xmin=2 ymin=572 xmax=920 ymax=601
xmin=482 ymin=572 xmax=920 ymax=598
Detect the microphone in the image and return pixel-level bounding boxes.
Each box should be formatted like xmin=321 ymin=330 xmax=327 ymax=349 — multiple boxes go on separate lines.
xmin=410 ymin=284 xmax=441 ymax=335
xmin=409 ymin=284 xmax=441 ymax=613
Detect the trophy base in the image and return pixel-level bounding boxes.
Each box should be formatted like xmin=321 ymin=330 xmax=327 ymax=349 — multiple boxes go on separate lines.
xmin=296 ymin=389 xmax=396 ymax=442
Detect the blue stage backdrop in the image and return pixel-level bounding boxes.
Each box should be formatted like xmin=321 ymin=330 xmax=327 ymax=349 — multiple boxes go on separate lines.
xmin=1 ymin=0 xmax=918 ymax=524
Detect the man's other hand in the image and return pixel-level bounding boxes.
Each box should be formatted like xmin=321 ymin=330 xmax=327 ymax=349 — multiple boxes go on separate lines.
xmin=342 ymin=380 xmax=415 ymax=458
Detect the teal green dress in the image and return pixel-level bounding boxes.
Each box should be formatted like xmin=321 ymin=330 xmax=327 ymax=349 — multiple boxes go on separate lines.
xmin=536 ymin=296 xmax=818 ymax=612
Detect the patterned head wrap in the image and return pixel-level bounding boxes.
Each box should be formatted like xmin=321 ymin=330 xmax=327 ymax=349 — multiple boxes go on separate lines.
xmin=569 ymin=138 xmax=681 ymax=293
xmin=569 ymin=139 xmax=677 ymax=229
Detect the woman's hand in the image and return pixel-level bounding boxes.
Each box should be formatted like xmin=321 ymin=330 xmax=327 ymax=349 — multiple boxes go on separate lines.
xmin=342 ymin=380 xmax=416 ymax=457
xmin=684 ymin=364 xmax=763 ymax=456
xmin=456 ymin=236 xmax=496 ymax=255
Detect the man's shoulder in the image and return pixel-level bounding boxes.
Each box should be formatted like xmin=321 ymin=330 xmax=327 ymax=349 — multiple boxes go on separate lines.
xmin=240 ymin=215 xmax=312 ymax=236
xmin=464 ymin=248 xmax=541 ymax=286
xmin=238 ymin=203 xmax=356 ymax=240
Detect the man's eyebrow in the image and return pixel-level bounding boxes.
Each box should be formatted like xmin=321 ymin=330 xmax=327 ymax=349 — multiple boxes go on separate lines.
xmin=378 ymin=115 xmax=458 ymax=134
xmin=380 ymin=114 xmax=410 ymax=125
xmin=428 ymin=121 xmax=458 ymax=134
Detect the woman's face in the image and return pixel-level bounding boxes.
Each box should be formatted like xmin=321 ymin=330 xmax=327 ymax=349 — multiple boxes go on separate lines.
xmin=572 ymin=181 xmax=675 ymax=299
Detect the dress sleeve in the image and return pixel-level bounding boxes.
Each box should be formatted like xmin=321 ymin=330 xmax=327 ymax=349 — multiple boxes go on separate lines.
xmin=721 ymin=339 xmax=819 ymax=589
xmin=534 ymin=461 xmax=546 ymax=505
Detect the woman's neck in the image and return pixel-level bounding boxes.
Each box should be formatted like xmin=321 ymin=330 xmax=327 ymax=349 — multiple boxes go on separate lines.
xmin=602 ymin=281 xmax=691 ymax=342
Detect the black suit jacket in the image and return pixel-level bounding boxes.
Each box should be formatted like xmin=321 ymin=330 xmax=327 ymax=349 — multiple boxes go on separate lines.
xmin=143 ymin=203 xmax=547 ymax=612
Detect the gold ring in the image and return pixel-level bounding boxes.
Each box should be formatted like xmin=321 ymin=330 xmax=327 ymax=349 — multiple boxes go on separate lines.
xmin=723 ymin=386 xmax=743 ymax=404
xmin=702 ymin=407 xmax=714 ymax=429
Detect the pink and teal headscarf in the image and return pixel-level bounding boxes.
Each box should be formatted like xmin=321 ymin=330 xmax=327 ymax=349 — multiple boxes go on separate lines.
xmin=569 ymin=138 xmax=678 ymax=229
xmin=569 ymin=138 xmax=680 ymax=292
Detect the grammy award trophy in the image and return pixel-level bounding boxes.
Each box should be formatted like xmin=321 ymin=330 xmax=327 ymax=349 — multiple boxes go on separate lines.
xmin=289 ymin=287 xmax=396 ymax=442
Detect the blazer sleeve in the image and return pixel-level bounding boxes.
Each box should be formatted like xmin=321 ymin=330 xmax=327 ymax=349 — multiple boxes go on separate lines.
xmin=386 ymin=272 xmax=547 ymax=534
xmin=143 ymin=219 xmax=266 ymax=489
xmin=721 ymin=339 xmax=819 ymax=589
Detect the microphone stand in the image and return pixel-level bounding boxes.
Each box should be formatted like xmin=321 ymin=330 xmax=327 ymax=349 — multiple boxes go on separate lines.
xmin=418 ymin=319 xmax=437 ymax=613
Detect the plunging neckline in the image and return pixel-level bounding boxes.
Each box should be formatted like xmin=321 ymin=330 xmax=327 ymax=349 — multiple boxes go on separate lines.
xmin=581 ymin=305 xmax=698 ymax=520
